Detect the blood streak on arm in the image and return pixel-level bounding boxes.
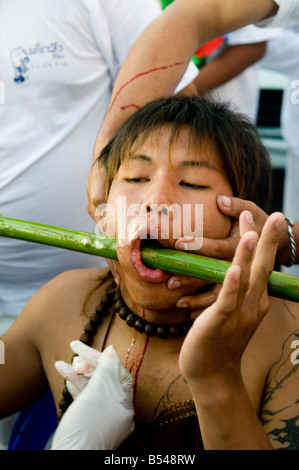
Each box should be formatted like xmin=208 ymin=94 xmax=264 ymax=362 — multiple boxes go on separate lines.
xmin=108 ymin=61 xmax=188 ymax=113
xmin=120 ymin=104 xmax=141 ymax=112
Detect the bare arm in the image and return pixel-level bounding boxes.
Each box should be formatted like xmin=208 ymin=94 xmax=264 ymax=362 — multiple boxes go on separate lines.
xmin=0 ymin=316 xmax=49 ymax=419
xmin=94 ymin=0 xmax=278 ymax=155
xmin=192 ymin=42 xmax=267 ymax=94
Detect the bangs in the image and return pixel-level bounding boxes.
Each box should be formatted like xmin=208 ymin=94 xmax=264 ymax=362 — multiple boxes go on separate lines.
xmin=105 ymin=96 xmax=220 ymax=190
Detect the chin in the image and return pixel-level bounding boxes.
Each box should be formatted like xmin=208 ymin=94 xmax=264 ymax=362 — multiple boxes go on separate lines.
xmin=118 ymin=270 xmax=171 ymax=309
xmin=119 ymin=269 xmax=200 ymax=314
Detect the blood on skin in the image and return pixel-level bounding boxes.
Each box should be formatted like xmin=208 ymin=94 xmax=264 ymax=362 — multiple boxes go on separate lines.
xmin=125 ymin=310 xmax=150 ymax=396
xmin=120 ymin=104 xmax=141 ymax=112
xmin=108 ymin=61 xmax=188 ymax=113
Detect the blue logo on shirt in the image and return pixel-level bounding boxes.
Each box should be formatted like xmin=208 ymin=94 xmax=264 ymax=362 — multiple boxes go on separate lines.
xmin=10 ymin=47 xmax=30 ymax=83
xmin=10 ymin=42 xmax=66 ymax=84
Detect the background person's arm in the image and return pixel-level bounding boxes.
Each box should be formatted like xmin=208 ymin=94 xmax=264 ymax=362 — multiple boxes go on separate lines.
xmin=191 ymin=42 xmax=267 ymax=95
xmin=93 ymin=0 xmax=278 ymax=156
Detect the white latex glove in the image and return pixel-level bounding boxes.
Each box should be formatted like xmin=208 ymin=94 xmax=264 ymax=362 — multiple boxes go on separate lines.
xmin=55 ymin=341 xmax=104 ymax=399
xmin=51 ymin=343 xmax=135 ymax=450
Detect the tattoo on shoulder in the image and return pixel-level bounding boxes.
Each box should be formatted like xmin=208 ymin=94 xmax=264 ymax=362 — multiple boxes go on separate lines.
xmin=260 ymin=329 xmax=299 ymax=450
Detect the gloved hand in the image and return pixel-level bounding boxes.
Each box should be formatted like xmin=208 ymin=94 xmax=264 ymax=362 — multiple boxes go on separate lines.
xmin=51 ymin=342 xmax=135 ymax=450
xmin=55 ymin=340 xmax=103 ymax=399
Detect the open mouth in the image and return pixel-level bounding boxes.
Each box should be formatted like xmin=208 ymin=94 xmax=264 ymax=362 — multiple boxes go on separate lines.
xmin=141 ymin=236 xmax=164 ymax=250
xmin=129 ymin=234 xmax=170 ymax=284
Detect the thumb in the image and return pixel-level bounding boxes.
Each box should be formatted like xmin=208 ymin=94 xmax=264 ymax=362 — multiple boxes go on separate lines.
xmin=217 ymin=195 xmax=257 ymax=218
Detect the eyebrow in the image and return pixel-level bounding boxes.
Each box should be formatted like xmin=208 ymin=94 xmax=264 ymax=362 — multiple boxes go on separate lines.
xmin=180 ymin=160 xmax=219 ymax=172
xmin=128 ymin=153 xmax=219 ymax=171
xmin=128 ymin=153 xmax=152 ymax=163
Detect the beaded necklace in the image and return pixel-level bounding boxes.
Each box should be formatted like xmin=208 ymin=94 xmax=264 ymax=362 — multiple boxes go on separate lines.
xmin=58 ymin=282 xmax=193 ymax=415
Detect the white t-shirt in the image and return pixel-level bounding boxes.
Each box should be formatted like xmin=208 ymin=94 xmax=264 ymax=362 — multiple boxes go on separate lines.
xmin=210 ymin=25 xmax=280 ymax=121
xmin=0 ymin=0 xmax=197 ymax=317
xmin=259 ymin=0 xmax=299 ymax=29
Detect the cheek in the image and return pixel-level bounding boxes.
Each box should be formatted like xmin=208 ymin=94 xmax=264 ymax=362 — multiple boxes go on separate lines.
xmin=202 ymin=198 xmax=232 ymax=239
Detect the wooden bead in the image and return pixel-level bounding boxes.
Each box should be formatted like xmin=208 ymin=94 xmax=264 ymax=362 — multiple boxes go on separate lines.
xmin=119 ymin=306 xmax=131 ymax=320
xmin=144 ymin=322 xmax=158 ymax=337
xmin=126 ymin=313 xmax=138 ymax=327
xmin=79 ymin=333 xmax=93 ymax=346
xmin=134 ymin=318 xmax=146 ymax=333
xmin=62 ymin=387 xmax=73 ymax=401
xmin=105 ymin=282 xmax=116 ymax=293
xmin=113 ymin=290 xmax=122 ymax=302
xmin=169 ymin=325 xmax=182 ymax=338
xmin=95 ymin=304 xmax=105 ymax=316
xmin=89 ymin=312 xmax=103 ymax=326
xmin=182 ymin=322 xmax=193 ymax=335
xmin=157 ymin=325 xmax=170 ymax=338
xmin=114 ymin=300 xmax=123 ymax=312
xmin=100 ymin=294 xmax=111 ymax=306
xmin=59 ymin=398 xmax=72 ymax=413
xmin=84 ymin=322 xmax=98 ymax=336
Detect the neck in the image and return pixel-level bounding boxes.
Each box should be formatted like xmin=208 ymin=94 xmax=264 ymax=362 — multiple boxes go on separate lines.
xmin=117 ymin=285 xmax=193 ymax=339
xmin=120 ymin=285 xmax=191 ymax=325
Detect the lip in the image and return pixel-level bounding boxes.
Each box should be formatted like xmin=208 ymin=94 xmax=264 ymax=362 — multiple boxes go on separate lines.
xmin=118 ymin=220 xmax=172 ymax=284
xmin=129 ymin=235 xmax=170 ymax=284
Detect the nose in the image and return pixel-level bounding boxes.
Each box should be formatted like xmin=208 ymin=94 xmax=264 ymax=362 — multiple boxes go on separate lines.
xmin=147 ymin=206 xmax=168 ymax=216
xmin=143 ymin=173 xmax=176 ymax=216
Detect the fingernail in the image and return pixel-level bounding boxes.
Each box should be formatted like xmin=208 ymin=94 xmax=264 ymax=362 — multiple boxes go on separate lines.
xmin=175 ymin=239 xmax=182 ymax=250
xmin=219 ymin=195 xmax=231 ymax=208
xmin=245 ymin=211 xmax=254 ymax=225
xmin=232 ymin=267 xmax=241 ymax=282
xmin=176 ymin=301 xmax=189 ymax=309
xmin=247 ymin=239 xmax=256 ymax=251
xmin=175 ymin=237 xmax=194 ymax=250
xmin=175 ymin=241 xmax=187 ymax=251
xmin=169 ymin=280 xmax=181 ymax=290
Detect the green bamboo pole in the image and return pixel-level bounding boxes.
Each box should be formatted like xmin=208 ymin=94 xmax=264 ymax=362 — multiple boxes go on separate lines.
xmin=1 ymin=215 xmax=299 ymax=302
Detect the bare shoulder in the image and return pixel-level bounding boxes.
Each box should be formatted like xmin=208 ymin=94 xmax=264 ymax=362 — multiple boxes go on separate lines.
xmin=17 ymin=267 xmax=110 ymax=338
xmin=43 ymin=267 xmax=107 ymax=295
xmin=258 ymin=298 xmax=299 ymax=449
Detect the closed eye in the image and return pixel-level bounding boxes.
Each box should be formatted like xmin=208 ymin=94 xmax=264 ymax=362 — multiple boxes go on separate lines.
xmin=124 ymin=178 xmax=150 ymax=183
xmin=180 ymin=182 xmax=209 ymax=189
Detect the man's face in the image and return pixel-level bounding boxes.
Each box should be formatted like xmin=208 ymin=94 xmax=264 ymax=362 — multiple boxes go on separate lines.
xmin=104 ymin=125 xmax=233 ymax=313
